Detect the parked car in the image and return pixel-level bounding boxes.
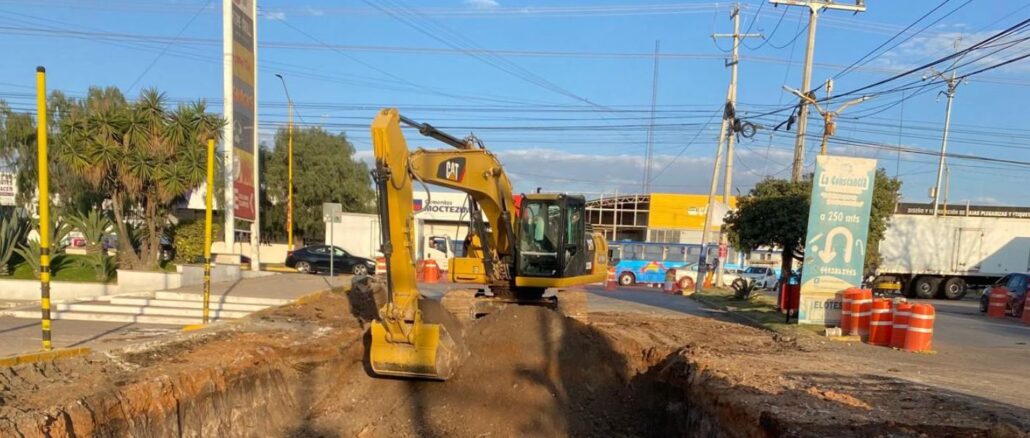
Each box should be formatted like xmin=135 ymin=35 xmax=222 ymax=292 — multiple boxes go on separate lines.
xmin=978 ymin=273 xmax=1028 ymax=317
xmin=740 ymin=266 xmax=778 ymax=289
xmin=285 ymin=245 xmax=376 ymax=275
xmin=671 ymin=262 xmax=740 ymax=289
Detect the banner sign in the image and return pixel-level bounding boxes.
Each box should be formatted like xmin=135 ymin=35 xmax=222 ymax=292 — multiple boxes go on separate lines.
xmin=229 ymin=0 xmax=256 ymax=221
xmin=798 ymin=155 xmax=877 ymax=325
xmin=0 ymin=171 xmax=16 ymax=206
xmin=896 ymin=202 xmax=1030 ymax=220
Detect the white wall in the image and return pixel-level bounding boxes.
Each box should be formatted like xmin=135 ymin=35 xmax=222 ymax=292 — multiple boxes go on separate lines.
xmin=211 ymin=241 xmax=292 ymax=265
xmin=0 ymin=280 xmax=120 ymax=301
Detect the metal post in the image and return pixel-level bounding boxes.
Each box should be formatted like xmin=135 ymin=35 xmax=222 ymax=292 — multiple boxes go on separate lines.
xmin=791 ymin=7 xmax=818 ymax=182
xmin=642 ymin=41 xmax=660 ymax=193
xmin=35 ymin=66 xmax=52 ymax=351
xmin=932 ymin=71 xmax=957 ymax=217
xmin=329 ymin=222 xmax=334 ymax=276
xmin=274 ymin=73 xmax=295 ymax=250
xmin=203 ymin=139 xmax=215 ymax=324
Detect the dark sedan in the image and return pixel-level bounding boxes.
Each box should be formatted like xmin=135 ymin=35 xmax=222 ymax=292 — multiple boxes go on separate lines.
xmin=285 ymin=245 xmax=376 ymax=276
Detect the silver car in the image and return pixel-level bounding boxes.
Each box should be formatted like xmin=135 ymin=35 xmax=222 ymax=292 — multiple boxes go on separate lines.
xmin=740 ymin=266 xmax=778 ymax=289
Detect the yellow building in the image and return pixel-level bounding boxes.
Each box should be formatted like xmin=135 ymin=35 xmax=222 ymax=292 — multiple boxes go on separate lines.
xmin=585 ymin=193 xmax=737 ymax=244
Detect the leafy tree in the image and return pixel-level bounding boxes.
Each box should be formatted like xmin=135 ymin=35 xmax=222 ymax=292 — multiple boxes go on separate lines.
xmin=262 ymin=126 xmax=374 ymax=242
xmin=57 ymin=87 xmax=223 ymax=270
xmin=725 ymin=169 xmax=901 ymax=278
xmin=0 ymin=96 xmax=103 ymax=214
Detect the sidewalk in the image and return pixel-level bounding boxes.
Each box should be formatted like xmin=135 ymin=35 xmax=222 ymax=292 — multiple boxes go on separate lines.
xmin=0 ymin=273 xmax=350 ymax=357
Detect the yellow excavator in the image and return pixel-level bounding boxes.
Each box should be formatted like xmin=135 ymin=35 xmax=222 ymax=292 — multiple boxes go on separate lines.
xmin=366 ymin=108 xmax=608 ymax=380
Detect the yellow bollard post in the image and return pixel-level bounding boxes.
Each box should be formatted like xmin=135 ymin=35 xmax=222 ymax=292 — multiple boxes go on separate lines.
xmin=203 ymin=139 xmax=215 ymax=324
xmin=35 ymin=66 xmax=52 ymax=351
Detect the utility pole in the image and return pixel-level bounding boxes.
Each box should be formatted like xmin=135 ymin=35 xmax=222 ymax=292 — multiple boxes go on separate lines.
xmin=642 ymin=40 xmax=660 ymax=194
xmin=770 ymin=0 xmax=866 ymax=182
xmin=784 ymin=79 xmax=870 ymax=156
xmin=712 ymin=4 xmax=761 ymax=287
xmin=929 ymin=68 xmax=960 ymax=217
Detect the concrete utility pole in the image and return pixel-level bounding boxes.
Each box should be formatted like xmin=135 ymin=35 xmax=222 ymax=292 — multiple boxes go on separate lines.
xmin=710 ymin=4 xmax=762 ymax=287
xmin=929 ymin=68 xmax=960 ymax=217
xmin=770 ymin=0 xmax=866 ymax=182
xmin=784 ymin=79 xmax=870 ymax=156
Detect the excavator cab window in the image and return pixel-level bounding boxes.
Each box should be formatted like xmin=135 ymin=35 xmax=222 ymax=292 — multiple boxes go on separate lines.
xmin=517 ymin=196 xmax=589 ymax=278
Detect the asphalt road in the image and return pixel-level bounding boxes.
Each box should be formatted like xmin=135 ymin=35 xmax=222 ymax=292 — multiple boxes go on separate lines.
xmin=417 ymin=281 xmax=1029 ymax=350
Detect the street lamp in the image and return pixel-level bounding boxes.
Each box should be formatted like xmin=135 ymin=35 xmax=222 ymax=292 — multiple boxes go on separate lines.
xmin=274 ymin=73 xmax=295 ymax=250
xmin=783 ymin=80 xmax=870 ymax=155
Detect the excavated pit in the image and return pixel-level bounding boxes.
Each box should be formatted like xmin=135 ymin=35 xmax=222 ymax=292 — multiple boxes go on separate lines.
xmin=1 ymin=288 xmax=1027 ymax=437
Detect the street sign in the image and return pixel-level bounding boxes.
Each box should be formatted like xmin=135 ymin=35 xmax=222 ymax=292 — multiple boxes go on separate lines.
xmin=323 ymin=202 xmax=342 ymax=224
xmin=798 ymin=155 xmax=877 ymax=325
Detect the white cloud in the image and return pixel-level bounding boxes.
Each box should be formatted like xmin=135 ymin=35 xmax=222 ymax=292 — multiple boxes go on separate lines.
xmin=263 ymin=10 xmax=286 ymax=21
xmin=304 ymin=6 xmax=325 ymax=17
xmin=464 ymin=0 xmax=500 ymax=9
xmin=877 ymin=29 xmax=1030 ymax=74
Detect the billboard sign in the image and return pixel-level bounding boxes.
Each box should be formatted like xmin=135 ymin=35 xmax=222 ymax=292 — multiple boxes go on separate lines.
xmin=798 ymin=155 xmax=877 ymax=325
xmin=228 ymin=0 xmax=256 ymax=221
xmin=648 ymin=193 xmax=736 ymax=230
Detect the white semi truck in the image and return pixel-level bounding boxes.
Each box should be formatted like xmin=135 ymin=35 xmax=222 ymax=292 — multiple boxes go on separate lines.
xmin=873 ymin=203 xmax=1030 ymax=299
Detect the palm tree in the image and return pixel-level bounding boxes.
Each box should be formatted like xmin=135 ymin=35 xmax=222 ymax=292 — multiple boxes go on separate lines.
xmin=58 ymin=87 xmax=223 ymax=270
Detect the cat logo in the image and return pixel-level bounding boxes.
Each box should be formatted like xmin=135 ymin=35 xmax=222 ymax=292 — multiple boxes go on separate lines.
xmin=437 ymin=158 xmax=466 ymax=183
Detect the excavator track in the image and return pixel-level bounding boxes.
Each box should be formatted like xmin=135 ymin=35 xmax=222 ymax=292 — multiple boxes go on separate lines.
xmin=440 ymin=287 xmax=588 ymax=323
xmin=556 ymin=288 xmax=589 ymax=323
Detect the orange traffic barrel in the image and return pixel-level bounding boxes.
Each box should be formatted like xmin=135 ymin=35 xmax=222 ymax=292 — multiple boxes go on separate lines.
xmin=840 ymin=289 xmax=858 ymax=335
xmin=1022 ymin=296 xmax=1030 ymax=325
xmin=890 ymin=302 xmax=912 ymax=349
xmin=605 ymin=267 xmax=617 ymax=291
xmin=422 ymin=259 xmax=441 ymax=283
xmin=854 ymin=289 xmax=874 ymax=337
xmin=375 ymin=257 xmax=387 ymax=276
xmin=903 ymin=304 xmax=935 ymax=352
xmin=987 ymin=287 xmax=1008 ymax=318
xmin=867 ymin=298 xmax=893 ymax=346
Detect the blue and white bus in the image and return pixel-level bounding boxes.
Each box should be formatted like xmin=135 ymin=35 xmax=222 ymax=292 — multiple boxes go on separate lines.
xmin=608 ymin=241 xmax=742 ymax=286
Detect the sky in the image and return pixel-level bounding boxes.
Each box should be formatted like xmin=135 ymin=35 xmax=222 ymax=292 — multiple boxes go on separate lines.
xmin=1 ymin=0 xmax=1028 ymax=206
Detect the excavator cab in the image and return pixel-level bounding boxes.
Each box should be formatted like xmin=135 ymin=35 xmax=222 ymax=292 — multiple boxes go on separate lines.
xmin=516 ymin=194 xmax=591 ymax=279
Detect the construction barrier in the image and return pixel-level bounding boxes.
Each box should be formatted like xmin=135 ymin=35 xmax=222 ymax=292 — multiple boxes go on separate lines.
xmin=1023 ymin=297 xmax=1030 ymax=325
xmin=890 ymin=302 xmax=912 ymax=349
xmin=605 ymin=267 xmax=616 ymax=291
xmin=855 ymin=289 xmax=873 ymax=337
xmin=903 ymin=304 xmax=935 ymax=352
xmin=421 ymin=259 xmax=441 ymax=283
xmin=987 ymin=287 xmax=1008 ymax=318
xmin=840 ymin=288 xmax=860 ymax=336
xmin=867 ymin=298 xmax=893 ymax=346
xmin=375 ymin=257 xmax=387 ymax=277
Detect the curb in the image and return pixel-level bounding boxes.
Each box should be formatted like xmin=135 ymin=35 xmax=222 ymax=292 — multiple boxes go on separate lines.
xmin=0 ymin=347 xmax=91 ymax=367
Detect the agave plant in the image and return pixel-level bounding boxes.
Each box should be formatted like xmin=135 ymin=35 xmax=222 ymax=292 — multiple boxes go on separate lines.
xmin=731 ymin=277 xmax=761 ymax=300
xmin=15 ymin=218 xmax=71 ymax=279
xmin=67 ymin=208 xmax=114 ymax=255
xmin=0 ymin=210 xmax=28 ymax=275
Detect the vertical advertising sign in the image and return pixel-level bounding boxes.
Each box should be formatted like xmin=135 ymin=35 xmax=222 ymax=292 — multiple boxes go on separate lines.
xmin=798 ymin=155 xmax=877 ymax=325
xmin=228 ymin=0 xmax=256 ymax=221
xmin=0 ymin=171 xmax=16 ymax=206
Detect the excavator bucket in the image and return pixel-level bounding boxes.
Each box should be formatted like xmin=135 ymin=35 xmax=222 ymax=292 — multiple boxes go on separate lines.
xmin=369 ymin=298 xmax=468 ymax=380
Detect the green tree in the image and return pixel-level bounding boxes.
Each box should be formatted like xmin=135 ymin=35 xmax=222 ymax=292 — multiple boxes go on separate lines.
xmin=57 ymin=87 xmax=223 ymax=270
xmin=725 ymin=169 xmax=901 ymax=278
xmin=263 ymin=126 xmax=374 ymax=242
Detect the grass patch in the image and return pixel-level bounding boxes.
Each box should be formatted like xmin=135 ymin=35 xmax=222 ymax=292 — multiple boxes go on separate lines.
xmin=695 ymin=288 xmax=824 ymax=337
xmin=7 ymin=254 xmax=116 ymax=283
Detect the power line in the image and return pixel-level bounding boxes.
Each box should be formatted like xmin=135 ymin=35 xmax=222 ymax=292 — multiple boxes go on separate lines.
xmin=125 ymin=0 xmax=212 ymax=93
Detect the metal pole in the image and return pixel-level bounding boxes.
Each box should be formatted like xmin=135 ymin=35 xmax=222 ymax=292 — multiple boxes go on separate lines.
xmin=791 ymin=6 xmax=818 ymax=182
xmin=932 ymin=72 xmax=956 ymax=217
xmin=249 ymin=0 xmax=261 ymax=272
xmin=222 ymin=0 xmax=235 ymax=249
xmin=203 ymin=139 xmax=215 ymax=324
xmin=643 ymin=40 xmax=660 ymax=193
xmin=35 ymin=66 xmax=52 ymax=351
xmin=274 ymin=73 xmax=295 ymax=250
xmin=329 ymin=222 xmax=334 ymax=276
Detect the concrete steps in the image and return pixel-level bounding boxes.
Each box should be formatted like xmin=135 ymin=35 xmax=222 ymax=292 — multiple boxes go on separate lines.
xmin=1 ymin=290 xmax=289 ymax=325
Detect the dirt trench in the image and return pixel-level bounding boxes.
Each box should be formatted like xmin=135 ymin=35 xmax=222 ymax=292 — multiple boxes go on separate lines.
xmin=1 ymin=287 xmax=1027 ymax=437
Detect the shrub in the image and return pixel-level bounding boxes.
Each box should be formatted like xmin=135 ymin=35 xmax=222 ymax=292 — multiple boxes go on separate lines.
xmin=173 ymin=220 xmax=221 ymax=264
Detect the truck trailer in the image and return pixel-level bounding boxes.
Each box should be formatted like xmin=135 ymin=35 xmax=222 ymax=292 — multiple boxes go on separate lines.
xmin=873 ymin=203 xmax=1030 ymax=299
